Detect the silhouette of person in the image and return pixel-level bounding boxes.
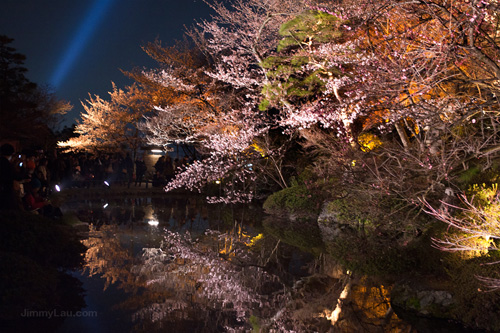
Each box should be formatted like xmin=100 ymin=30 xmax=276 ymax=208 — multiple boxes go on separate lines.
xmin=0 ymin=143 xmax=17 ymax=210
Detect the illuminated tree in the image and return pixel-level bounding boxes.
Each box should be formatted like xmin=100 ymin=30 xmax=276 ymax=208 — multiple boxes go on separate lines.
xmin=58 ymin=83 xmax=149 ymax=155
xmin=137 ymin=0 xmax=309 ymax=201
xmin=269 ymin=1 xmax=500 ymax=195
xmin=424 ymin=183 xmax=500 ymax=291
xmin=259 ymin=9 xmax=368 ymax=133
xmin=132 ymin=41 xmax=266 ymax=201
xmin=354 ymin=0 xmax=500 ymax=196
xmin=130 ymin=40 xmax=222 ymax=151
xmin=188 ymin=0 xmax=307 ymax=93
xmin=261 ymin=0 xmax=500 ymax=139
xmin=357 ymin=0 xmax=499 ymax=132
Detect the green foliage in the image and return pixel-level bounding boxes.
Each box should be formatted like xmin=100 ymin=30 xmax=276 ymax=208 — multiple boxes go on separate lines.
xmin=249 ymin=315 xmax=261 ymax=332
xmin=260 ymin=56 xmax=309 ymax=75
xmin=259 ymin=11 xmax=345 ymax=111
xmin=290 ymin=167 xmax=316 ymax=187
xmin=467 ymin=183 xmax=498 ymax=207
xmin=263 ymin=168 xmax=329 ymax=218
xmin=263 ymin=185 xmax=316 ymax=216
xmin=325 ymin=198 xmax=373 ymax=231
xmin=259 ymin=65 xmax=326 ymax=110
xmin=258 ymin=98 xmax=270 ymax=111
xmin=277 ymin=10 xmax=343 ymax=52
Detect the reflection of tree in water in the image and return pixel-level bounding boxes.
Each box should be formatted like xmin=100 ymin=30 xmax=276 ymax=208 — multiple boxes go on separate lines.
xmin=273 ymin=275 xmax=412 ymax=332
xmin=78 ymin=197 xmax=279 ymax=330
xmin=133 ymin=228 xmax=288 ymax=332
xmin=82 ymin=225 xmax=145 ymax=293
xmin=79 ymin=198 xmax=414 ymax=331
xmin=336 ymin=282 xmax=412 ymax=332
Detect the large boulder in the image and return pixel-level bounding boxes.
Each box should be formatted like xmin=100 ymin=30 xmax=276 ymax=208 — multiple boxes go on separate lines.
xmin=317 ymin=201 xmax=358 ymax=245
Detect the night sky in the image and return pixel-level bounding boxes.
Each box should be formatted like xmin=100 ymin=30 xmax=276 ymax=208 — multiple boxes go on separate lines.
xmin=0 ymin=0 xmax=214 ymax=127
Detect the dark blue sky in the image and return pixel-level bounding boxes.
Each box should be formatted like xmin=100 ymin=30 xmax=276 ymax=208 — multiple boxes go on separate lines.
xmin=0 ymin=0 xmax=213 ymax=127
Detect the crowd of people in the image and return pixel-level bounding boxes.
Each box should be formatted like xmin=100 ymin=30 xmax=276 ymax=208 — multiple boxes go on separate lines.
xmin=0 ymin=143 xmax=61 ymax=218
xmin=152 ymin=155 xmax=190 ymax=187
xmin=0 ymin=142 xmax=194 ymax=219
xmin=0 ymin=143 xmax=195 ymax=217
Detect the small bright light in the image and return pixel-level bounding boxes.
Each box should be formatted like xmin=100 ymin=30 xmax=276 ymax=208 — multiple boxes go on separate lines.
xmin=104 ymin=181 xmax=110 ymax=186
xmin=151 ymin=149 xmax=163 ymax=154
xmin=103 ymin=203 xmax=109 ymax=209
xmin=55 ymin=184 xmax=61 ymax=192
xmin=148 ymin=220 xmax=159 ymax=226
xmin=215 ymin=180 xmax=221 ymax=184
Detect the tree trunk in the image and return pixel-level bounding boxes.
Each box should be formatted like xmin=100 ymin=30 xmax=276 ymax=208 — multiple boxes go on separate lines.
xmin=395 ymin=120 xmax=410 ymax=149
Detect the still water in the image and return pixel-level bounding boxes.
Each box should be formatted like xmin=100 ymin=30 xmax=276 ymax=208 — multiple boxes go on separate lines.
xmin=56 ymin=195 xmax=318 ymax=332
xmin=54 ymin=194 xmax=473 ymax=332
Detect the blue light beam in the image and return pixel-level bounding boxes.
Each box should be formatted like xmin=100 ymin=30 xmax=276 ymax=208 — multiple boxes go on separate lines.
xmin=49 ymin=0 xmax=116 ymax=90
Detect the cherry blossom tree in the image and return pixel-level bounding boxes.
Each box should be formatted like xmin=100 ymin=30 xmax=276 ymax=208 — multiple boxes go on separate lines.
xmin=129 ymin=40 xmax=223 ymax=151
xmin=134 ymin=41 xmax=264 ymax=201
xmin=267 ymin=0 xmax=499 ymax=141
xmin=138 ymin=0 xmax=309 ymax=202
xmin=58 ymin=83 xmax=149 ymax=155
xmin=254 ymin=6 xmax=379 ymax=167
xmin=350 ymin=0 xmax=500 ymax=199
xmin=280 ymin=1 xmax=500 ymax=192
xmin=341 ymin=0 xmax=500 ymax=152
xmin=188 ymin=0 xmax=307 ymax=92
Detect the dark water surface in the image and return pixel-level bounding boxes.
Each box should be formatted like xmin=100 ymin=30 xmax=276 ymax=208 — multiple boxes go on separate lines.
xmin=53 ymin=194 xmax=477 ymax=332
xmin=56 ymin=195 xmax=315 ymax=332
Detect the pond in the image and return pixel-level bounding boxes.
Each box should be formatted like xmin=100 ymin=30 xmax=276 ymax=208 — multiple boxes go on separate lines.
xmin=54 ymin=193 xmax=477 ymax=332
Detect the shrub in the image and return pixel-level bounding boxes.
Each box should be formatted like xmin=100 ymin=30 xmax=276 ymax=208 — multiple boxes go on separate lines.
xmin=263 ymin=185 xmax=320 ymax=218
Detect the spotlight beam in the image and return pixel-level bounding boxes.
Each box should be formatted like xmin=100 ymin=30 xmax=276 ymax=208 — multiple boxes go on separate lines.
xmin=49 ymin=0 xmax=116 ymax=89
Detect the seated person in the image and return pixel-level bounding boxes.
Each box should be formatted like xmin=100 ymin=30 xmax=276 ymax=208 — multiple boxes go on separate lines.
xmin=24 ymin=178 xmax=62 ymax=219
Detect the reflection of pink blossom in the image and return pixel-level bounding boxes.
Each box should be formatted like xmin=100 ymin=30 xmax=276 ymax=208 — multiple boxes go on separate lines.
xmin=135 ymin=229 xmax=286 ymax=326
